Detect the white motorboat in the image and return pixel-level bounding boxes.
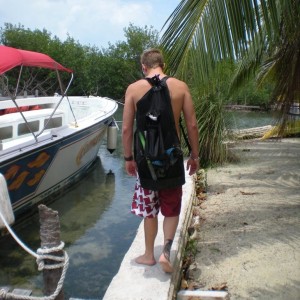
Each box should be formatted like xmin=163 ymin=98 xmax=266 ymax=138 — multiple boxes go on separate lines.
xmin=0 ymin=46 xmax=118 ymax=225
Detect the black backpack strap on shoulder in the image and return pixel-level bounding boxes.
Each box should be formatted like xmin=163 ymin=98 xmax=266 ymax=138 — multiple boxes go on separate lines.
xmin=144 ymin=74 xmax=161 ymax=87
xmin=180 ymin=116 xmax=192 ymax=153
xmin=144 ymin=75 xmax=169 ymax=87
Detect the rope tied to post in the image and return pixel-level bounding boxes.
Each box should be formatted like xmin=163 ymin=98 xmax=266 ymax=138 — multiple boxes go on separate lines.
xmin=0 ymin=176 xmax=69 ymax=300
xmin=36 ymin=241 xmax=66 ymax=271
xmin=0 ymin=204 xmax=69 ymax=300
xmin=0 ymin=242 xmax=69 ymax=300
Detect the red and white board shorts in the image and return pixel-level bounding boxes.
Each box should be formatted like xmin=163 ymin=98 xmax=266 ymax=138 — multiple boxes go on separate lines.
xmin=131 ymin=177 xmax=182 ymax=218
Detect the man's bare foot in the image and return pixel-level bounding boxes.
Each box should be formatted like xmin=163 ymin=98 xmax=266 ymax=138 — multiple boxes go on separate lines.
xmin=159 ymin=253 xmax=173 ymax=273
xmin=135 ymin=254 xmax=156 ymax=266
xmin=159 ymin=239 xmax=173 ymax=273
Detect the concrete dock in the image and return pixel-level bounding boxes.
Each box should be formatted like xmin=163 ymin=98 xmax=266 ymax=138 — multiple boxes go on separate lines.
xmin=103 ymin=171 xmax=195 ymax=300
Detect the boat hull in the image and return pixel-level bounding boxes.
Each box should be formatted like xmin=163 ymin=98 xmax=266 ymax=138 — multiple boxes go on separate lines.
xmin=0 ymin=96 xmax=118 ymax=220
xmin=0 ymin=119 xmax=112 ymax=217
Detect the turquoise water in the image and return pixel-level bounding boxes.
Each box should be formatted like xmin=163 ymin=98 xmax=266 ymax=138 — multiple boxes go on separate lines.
xmin=226 ymin=110 xmax=278 ymax=129
xmin=0 ymin=110 xmax=276 ymax=298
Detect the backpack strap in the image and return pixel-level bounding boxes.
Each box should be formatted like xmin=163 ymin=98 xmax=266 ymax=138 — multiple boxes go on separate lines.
xmin=146 ymin=75 xmax=178 ymax=139
xmin=142 ymin=75 xmax=179 ymax=148
xmin=144 ymin=75 xmax=169 ymax=87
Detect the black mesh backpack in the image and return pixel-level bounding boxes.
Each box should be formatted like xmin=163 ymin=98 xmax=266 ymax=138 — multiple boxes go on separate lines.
xmin=134 ymin=75 xmax=185 ymax=190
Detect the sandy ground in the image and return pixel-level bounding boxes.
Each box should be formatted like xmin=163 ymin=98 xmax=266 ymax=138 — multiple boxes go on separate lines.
xmin=189 ymin=138 xmax=300 ymax=299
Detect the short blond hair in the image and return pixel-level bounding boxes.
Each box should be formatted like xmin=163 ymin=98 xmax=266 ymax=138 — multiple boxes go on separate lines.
xmin=141 ymin=48 xmax=164 ymax=69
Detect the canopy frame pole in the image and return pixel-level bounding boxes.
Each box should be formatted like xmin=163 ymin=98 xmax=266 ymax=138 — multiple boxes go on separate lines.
xmin=1 ymin=75 xmax=14 ymax=100
xmin=11 ymin=65 xmax=39 ymax=142
xmin=0 ymin=46 xmax=74 ymax=143
xmin=57 ymin=69 xmax=65 ymax=96
xmin=37 ymin=73 xmax=74 ymax=138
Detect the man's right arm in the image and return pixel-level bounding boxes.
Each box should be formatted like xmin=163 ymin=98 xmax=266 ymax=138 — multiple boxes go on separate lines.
xmin=122 ymin=85 xmax=137 ymax=176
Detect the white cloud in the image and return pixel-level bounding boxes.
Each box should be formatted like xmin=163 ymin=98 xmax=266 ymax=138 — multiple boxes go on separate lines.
xmin=0 ymin=0 xmax=178 ymax=48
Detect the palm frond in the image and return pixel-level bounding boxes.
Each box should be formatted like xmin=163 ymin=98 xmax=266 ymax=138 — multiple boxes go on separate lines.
xmin=160 ymin=0 xmax=299 ymax=164
xmin=161 ymin=0 xmax=269 ymax=78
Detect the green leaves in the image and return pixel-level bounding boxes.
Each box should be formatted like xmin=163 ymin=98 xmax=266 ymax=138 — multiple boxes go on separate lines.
xmin=161 ymin=0 xmax=266 ymax=78
xmin=160 ymin=0 xmax=300 ymax=164
xmin=0 ymin=23 xmax=160 ymax=100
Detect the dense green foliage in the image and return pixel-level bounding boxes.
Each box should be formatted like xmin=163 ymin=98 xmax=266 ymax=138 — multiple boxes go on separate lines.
xmin=0 ymin=23 xmax=159 ymax=100
xmin=161 ymin=0 xmax=299 ymax=166
xmin=0 ymin=22 xmax=272 ymax=106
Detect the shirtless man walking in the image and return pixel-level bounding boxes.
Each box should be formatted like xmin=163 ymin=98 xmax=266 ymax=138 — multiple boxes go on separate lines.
xmin=122 ymin=48 xmax=199 ymax=273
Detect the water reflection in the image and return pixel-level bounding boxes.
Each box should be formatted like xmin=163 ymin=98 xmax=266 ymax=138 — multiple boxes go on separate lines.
xmin=52 ymin=158 xmax=115 ymax=246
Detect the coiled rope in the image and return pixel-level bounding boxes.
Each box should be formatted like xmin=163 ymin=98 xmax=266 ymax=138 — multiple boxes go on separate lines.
xmin=0 ymin=210 xmax=69 ymax=300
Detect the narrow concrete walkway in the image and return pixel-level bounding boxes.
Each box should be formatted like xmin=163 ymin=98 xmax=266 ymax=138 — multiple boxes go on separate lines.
xmin=103 ymin=169 xmax=195 ymax=300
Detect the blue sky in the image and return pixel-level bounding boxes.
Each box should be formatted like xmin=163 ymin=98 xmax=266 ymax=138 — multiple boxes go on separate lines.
xmin=0 ymin=0 xmax=180 ymax=48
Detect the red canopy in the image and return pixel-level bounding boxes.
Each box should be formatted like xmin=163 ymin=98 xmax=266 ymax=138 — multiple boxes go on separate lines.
xmin=0 ymin=45 xmax=73 ymax=75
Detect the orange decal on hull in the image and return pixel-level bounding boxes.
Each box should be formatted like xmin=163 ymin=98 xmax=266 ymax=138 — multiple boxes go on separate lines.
xmin=9 ymin=171 xmax=30 ymax=190
xmin=27 ymin=169 xmax=46 ymax=186
xmin=76 ymin=131 xmax=104 ymax=166
xmin=4 ymin=165 xmax=20 ymax=180
xmin=27 ymin=152 xmax=50 ymax=168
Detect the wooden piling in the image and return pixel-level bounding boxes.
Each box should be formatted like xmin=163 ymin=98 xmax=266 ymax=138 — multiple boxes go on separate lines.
xmin=38 ymin=204 xmax=64 ymax=300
